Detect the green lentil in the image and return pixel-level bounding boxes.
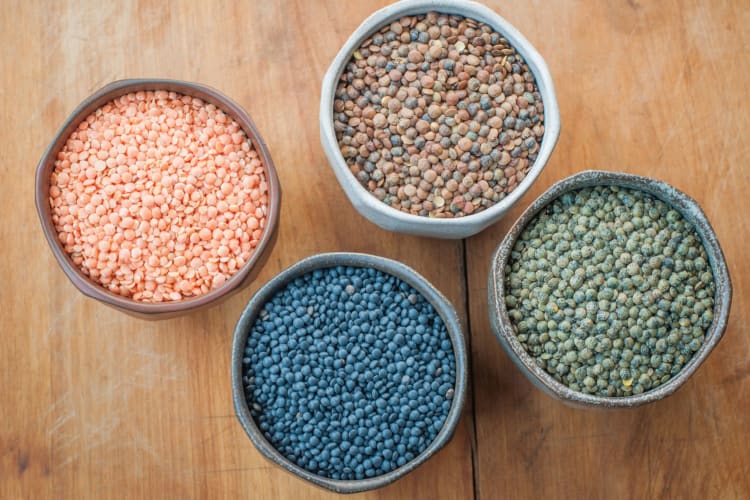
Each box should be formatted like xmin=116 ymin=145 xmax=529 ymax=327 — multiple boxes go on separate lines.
xmin=503 ymin=186 xmax=716 ymax=397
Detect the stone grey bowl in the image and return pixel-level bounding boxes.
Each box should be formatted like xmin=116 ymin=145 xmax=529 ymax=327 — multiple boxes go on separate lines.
xmin=488 ymin=170 xmax=732 ymax=409
xmin=34 ymin=79 xmax=281 ymax=319
xmin=232 ymin=252 xmax=468 ymax=493
xmin=320 ymin=0 xmax=560 ymax=239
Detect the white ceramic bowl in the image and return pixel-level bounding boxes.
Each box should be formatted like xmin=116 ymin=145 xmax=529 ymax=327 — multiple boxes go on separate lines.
xmin=320 ymin=0 xmax=560 ymax=239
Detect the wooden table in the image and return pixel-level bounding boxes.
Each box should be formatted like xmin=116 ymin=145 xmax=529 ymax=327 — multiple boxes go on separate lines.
xmin=2 ymin=1 xmax=748 ymax=498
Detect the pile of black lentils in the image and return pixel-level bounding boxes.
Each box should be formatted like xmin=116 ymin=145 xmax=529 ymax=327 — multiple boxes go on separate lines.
xmin=504 ymin=186 xmax=715 ymax=397
xmin=242 ymin=266 xmax=456 ymax=480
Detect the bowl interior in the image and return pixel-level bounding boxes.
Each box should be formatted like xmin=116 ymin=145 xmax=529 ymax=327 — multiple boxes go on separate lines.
xmin=488 ymin=170 xmax=732 ymax=408
xmin=231 ymin=252 xmax=467 ymax=493
xmin=320 ymin=0 xmax=561 ymax=233
xmin=35 ymin=79 xmax=281 ymax=316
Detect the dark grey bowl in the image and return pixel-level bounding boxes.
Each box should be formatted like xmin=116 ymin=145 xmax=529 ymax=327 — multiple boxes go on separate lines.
xmin=35 ymin=79 xmax=281 ymax=319
xmin=231 ymin=252 xmax=468 ymax=493
xmin=488 ymin=170 xmax=732 ymax=409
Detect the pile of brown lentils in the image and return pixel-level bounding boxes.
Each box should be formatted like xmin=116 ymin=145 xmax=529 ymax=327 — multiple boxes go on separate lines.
xmin=333 ymin=12 xmax=545 ymax=218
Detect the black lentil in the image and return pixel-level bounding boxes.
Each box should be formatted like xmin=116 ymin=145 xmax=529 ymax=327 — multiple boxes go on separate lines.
xmin=242 ymin=265 xmax=456 ymax=480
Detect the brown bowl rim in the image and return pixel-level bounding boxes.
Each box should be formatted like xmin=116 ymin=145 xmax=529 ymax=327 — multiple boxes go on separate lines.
xmin=488 ymin=170 xmax=733 ymax=408
xmin=34 ymin=79 xmax=281 ymax=316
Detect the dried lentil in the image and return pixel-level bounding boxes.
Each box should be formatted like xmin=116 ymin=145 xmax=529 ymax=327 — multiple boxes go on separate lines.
xmin=243 ymin=266 xmax=456 ymax=480
xmin=334 ymin=12 xmax=545 ymax=218
xmin=504 ymin=186 xmax=716 ymax=397
xmin=49 ymin=90 xmax=268 ymax=302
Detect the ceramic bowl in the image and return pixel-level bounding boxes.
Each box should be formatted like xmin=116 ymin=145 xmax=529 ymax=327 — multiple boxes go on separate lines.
xmin=488 ymin=170 xmax=732 ymax=408
xmin=320 ymin=0 xmax=560 ymax=239
xmin=35 ymin=79 xmax=281 ymax=319
xmin=232 ymin=252 xmax=468 ymax=493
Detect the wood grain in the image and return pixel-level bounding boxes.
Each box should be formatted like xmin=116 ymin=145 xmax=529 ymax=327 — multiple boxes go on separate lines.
xmin=467 ymin=1 xmax=750 ymax=499
xmin=0 ymin=1 xmax=473 ymax=499
xmin=1 ymin=0 xmax=748 ymax=499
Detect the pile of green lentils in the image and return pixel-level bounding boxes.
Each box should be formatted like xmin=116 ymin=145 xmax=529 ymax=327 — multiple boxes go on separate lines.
xmin=504 ymin=186 xmax=715 ymax=397
xmin=333 ymin=12 xmax=545 ymax=218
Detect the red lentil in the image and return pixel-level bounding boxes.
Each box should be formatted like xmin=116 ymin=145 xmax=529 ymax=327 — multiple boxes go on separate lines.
xmin=49 ymin=90 xmax=268 ymax=302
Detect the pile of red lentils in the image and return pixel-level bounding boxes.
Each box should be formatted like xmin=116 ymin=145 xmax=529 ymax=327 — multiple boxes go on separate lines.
xmin=49 ymin=90 xmax=268 ymax=302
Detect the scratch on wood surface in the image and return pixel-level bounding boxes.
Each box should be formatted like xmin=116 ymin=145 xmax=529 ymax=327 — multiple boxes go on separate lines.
xmin=46 ymin=407 xmax=77 ymax=437
xmin=43 ymin=346 xmax=183 ymax=471
xmin=125 ymin=433 xmax=163 ymax=463
xmin=44 ymin=394 xmax=79 ymax=470
xmin=181 ymin=414 xmax=236 ymax=420
xmin=520 ymin=425 xmax=550 ymax=470
xmin=654 ymin=65 xmax=710 ymax=163
xmin=84 ymin=415 xmax=122 ymax=451
xmin=133 ymin=0 xmax=170 ymax=43
xmin=201 ymin=465 xmax=274 ymax=474
xmin=694 ymin=3 xmax=722 ymax=72
xmin=38 ymin=392 xmax=72 ymax=422
xmin=22 ymin=95 xmax=55 ymax=128
xmin=197 ymin=424 xmax=235 ymax=448
xmin=552 ymin=431 xmax=614 ymax=442
xmin=293 ymin=0 xmax=325 ymax=74
xmin=46 ymin=296 xmax=83 ymax=337
xmin=623 ymin=14 xmax=643 ymax=43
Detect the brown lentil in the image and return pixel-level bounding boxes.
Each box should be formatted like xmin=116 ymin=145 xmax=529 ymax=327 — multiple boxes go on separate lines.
xmin=334 ymin=12 xmax=545 ymax=217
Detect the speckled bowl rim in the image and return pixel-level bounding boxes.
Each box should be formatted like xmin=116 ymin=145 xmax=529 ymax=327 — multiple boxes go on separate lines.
xmin=320 ymin=0 xmax=561 ymax=238
xmin=488 ymin=170 xmax=732 ymax=409
xmin=232 ymin=252 xmax=468 ymax=493
xmin=34 ymin=79 xmax=281 ymax=318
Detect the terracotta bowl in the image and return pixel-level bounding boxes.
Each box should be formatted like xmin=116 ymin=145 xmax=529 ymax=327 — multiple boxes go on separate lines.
xmin=320 ymin=0 xmax=560 ymax=239
xmin=232 ymin=252 xmax=468 ymax=493
xmin=488 ymin=170 xmax=732 ymax=408
xmin=35 ymin=79 xmax=281 ymax=319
